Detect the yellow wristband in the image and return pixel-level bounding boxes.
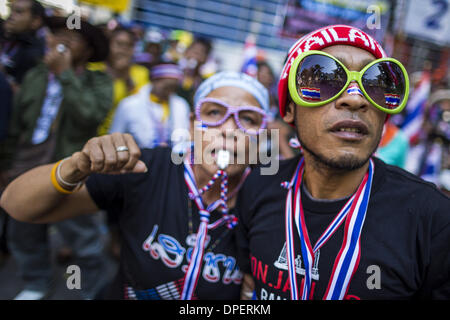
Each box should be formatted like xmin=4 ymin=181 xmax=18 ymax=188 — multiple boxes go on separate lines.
xmin=51 ymin=160 xmax=74 ymax=194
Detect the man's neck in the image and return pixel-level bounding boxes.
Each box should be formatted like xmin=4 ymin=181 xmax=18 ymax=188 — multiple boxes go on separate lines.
xmin=302 ymin=153 xmax=370 ymax=200
xmin=150 ymin=87 xmax=169 ymax=102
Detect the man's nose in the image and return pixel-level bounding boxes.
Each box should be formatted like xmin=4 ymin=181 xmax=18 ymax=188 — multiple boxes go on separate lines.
xmin=335 ymin=82 xmax=369 ymax=112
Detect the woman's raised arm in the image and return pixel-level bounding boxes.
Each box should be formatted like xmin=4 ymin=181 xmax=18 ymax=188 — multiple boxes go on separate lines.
xmin=0 ymin=133 xmax=147 ymax=223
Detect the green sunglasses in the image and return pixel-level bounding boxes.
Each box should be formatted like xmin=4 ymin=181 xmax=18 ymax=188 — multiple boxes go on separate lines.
xmin=288 ymin=50 xmax=410 ymax=114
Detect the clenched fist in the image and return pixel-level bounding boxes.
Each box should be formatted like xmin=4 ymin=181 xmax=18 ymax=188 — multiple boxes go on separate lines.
xmin=59 ymin=133 xmax=148 ymax=185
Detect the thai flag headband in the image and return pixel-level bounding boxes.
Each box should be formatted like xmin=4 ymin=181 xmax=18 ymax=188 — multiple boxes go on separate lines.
xmin=150 ymin=64 xmax=184 ymax=80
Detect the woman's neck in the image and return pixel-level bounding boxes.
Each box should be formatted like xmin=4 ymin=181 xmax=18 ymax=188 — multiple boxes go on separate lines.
xmin=107 ymin=64 xmax=130 ymax=80
xmin=192 ymin=165 xmax=243 ymax=208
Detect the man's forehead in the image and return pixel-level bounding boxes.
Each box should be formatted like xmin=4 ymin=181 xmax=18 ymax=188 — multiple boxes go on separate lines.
xmin=157 ymin=77 xmax=180 ymax=83
xmin=322 ymin=45 xmax=376 ymax=71
xmin=207 ymin=86 xmax=261 ymax=106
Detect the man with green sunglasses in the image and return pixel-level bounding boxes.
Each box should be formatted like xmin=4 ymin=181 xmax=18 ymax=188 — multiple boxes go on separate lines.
xmin=288 ymin=50 xmax=409 ymax=114
xmin=236 ymin=25 xmax=450 ymax=300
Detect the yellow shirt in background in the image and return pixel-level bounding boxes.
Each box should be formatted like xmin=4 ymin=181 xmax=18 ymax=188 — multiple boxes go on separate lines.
xmin=88 ymin=62 xmax=150 ymax=135
xmin=149 ymin=93 xmax=170 ymax=122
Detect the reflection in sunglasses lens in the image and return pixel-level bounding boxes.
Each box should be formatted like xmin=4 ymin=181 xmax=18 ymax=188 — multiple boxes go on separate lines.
xmin=362 ymin=61 xmax=405 ymax=110
xmin=296 ymin=55 xmax=347 ymax=102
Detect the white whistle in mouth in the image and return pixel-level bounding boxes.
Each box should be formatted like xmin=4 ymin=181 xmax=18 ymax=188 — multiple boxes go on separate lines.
xmin=217 ymin=149 xmax=230 ymax=170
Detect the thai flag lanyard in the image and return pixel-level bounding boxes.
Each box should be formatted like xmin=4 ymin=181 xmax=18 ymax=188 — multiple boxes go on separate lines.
xmin=181 ymin=153 xmax=251 ymax=300
xmin=282 ymin=157 xmax=375 ymax=300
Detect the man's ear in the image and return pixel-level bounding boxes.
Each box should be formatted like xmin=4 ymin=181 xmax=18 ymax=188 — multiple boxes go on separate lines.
xmin=282 ymin=100 xmax=295 ymax=124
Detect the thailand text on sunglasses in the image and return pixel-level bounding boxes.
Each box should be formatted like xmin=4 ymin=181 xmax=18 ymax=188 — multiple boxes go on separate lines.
xmin=288 ymin=50 xmax=410 ymax=114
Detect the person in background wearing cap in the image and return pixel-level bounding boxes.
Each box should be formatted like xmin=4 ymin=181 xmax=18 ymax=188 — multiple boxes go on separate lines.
xmin=109 ymin=62 xmax=190 ymax=149
xmin=0 ymin=16 xmax=113 ymax=300
xmin=90 ymin=27 xmax=150 ymax=137
xmin=236 ymin=25 xmax=450 ymax=300
xmin=106 ymin=61 xmax=188 ymax=260
xmin=0 ymin=71 xmax=271 ymax=300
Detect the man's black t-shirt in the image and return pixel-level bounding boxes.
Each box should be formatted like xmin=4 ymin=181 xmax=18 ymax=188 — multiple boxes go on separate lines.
xmin=236 ymin=155 xmax=450 ymax=300
xmin=85 ymin=147 xmax=243 ymax=300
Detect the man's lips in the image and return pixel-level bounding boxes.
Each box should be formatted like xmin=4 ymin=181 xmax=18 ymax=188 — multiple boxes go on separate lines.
xmin=328 ymin=120 xmax=369 ymax=140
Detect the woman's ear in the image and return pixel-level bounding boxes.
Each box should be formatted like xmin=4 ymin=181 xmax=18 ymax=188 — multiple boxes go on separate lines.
xmin=283 ymin=101 xmax=295 ymax=124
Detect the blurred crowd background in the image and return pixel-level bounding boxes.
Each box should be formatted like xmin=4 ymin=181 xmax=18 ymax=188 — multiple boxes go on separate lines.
xmin=0 ymin=0 xmax=448 ymax=300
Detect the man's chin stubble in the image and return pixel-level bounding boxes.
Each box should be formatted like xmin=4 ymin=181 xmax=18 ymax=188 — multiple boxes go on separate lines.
xmin=291 ymin=104 xmax=382 ymax=171
xmin=297 ymin=134 xmax=379 ymax=172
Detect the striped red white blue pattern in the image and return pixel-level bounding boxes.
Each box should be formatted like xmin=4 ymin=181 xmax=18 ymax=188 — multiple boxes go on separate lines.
xmin=284 ymin=159 xmax=301 ymax=300
xmin=181 ymin=154 xmax=250 ymax=299
xmin=347 ymin=83 xmax=363 ymax=96
xmin=241 ymin=35 xmax=258 ymax=78
xmin=300 ymin=87 xmax=321 ymax=101
xmin=182 ymin=162 xmax=211 ymax=300
xmin=323 ymin=160 xmax=373 ymax=299
xmin=283 ymin=158 xmax=375 ymax=300
xmin=384 ymin=93 xmax=401 ymax=109
xmin=195 ymin=121 xmax=208 ymax=131
xmin=420 ymin=142 xmax=442 ymax=186
xmin=401 ymin=72 xmax=431 ymax=143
